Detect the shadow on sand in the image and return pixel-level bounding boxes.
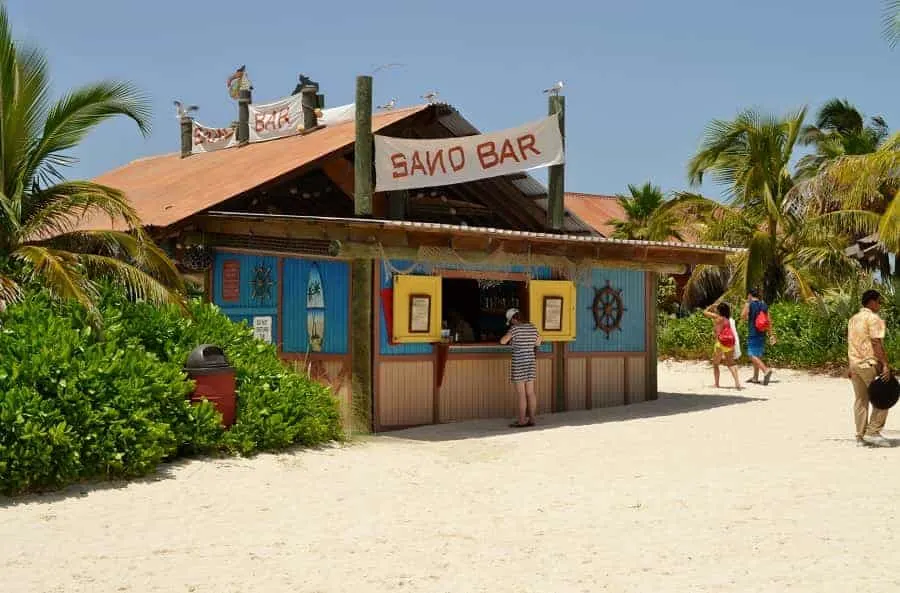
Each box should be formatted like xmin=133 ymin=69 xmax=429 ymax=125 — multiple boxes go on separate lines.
xmin=380 ymin=391 xmax=767 ymax=443
xmin=0 ymin=456 xmax=200 ymax=509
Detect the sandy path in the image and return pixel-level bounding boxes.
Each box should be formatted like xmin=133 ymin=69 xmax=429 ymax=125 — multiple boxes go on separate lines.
xmin=2 ymin=361 xmax=899 ymax=593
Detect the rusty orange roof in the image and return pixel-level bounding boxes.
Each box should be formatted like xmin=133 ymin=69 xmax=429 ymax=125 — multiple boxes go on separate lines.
xmin=84 ymin=105 xmax=428 ymax=231
xmin=564 ymin=192 xmax=626 ymax=237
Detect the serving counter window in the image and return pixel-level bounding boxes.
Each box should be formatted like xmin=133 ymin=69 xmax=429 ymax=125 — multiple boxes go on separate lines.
xmin=391 ymin=273 xmax=577 ymax=346
xmin=441 ymin=277 xmax=526 ymax=344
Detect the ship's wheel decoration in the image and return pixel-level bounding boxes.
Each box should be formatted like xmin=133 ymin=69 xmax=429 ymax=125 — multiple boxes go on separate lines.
xmin=250 ymin=263 xmax=275 ymax=303
xmin=590 ymin=280 xmax=626 ymax=339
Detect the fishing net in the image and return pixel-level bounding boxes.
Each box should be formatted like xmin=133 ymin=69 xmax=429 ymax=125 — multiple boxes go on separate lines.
xmin=376 ymin=242 xmax=594 ymax=283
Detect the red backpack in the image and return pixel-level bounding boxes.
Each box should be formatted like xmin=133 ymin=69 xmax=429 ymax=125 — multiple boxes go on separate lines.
xmin=754 ymin=309 xmax=771 ymax=333
xmin=717 ymin=322 xmax=736 ymax=348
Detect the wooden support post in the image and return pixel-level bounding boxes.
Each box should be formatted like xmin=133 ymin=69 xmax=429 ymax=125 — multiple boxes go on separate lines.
xmin=237 ymin=88 xmax=251 ymax=145
xmin=180 ymin=117 xmax=193 ymax=158
xmin=301 ymin=85 xmax=319 ymax=130
xmin=554 ymin=343 xmax=566 ymax=413
xmin=547 ymin=95 xmax=565 ymax=230
xmin=354 ymin=75 xmax=374 ymax=216
xmin=351 ymin=259 xmax=374 ymax=430
xmin=387 ymin=190 xmax=408 ymax=220
xmin=646 ymin=271 xmax=658 ymax=400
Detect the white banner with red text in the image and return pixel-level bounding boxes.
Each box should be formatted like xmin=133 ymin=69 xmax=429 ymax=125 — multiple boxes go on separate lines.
xmin=374 ymin=114 xmax=564 ymax=192
xmin=248 ymin=93 xmax=356 ymax=143
xmin=191 ymin=121 xmax=237 ymax=153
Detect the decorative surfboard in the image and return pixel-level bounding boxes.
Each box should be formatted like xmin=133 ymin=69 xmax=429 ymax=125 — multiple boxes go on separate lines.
xmin=306 ymin=263 xmax=325 ymax=352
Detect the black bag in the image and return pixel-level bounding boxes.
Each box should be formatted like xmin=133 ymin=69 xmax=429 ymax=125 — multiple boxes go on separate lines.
xmin=869 ymin=375 xmax=900 ymax=410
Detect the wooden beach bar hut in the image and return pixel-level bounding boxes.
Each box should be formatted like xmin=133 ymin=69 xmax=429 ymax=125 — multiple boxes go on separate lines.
xmin=84 ymin=74 xmax=731 ymax=430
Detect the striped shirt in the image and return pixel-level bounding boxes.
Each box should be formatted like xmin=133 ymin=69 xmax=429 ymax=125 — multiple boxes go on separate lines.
xmin=508 ymin=322 xmax=539 ymax=383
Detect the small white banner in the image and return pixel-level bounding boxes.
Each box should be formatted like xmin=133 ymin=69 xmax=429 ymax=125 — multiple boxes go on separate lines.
xmin=248 ymin=94 xmax=306 ymax=143
xmin=252 ymin=316 xmax=273 ymax=343
xmin=248 ymin=96 xmax=356 ymax=143
xmin=191 ymin=121 xmax=237 ymax=153
xmin=319 ymin=103 xmax=355 ymax=127
xmin=374 ymin=114 xmax=564 ymax=192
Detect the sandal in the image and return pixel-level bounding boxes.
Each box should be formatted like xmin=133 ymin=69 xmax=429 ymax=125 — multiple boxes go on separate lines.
xmin=509 ymin=421 xmax=530 ymax=428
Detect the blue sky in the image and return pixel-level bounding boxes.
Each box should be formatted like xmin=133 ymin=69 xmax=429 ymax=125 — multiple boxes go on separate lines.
xmin=7 ymin=0 xmax=899 ymax=199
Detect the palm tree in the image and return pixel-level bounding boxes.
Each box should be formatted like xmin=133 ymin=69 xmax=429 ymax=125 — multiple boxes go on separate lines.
xmin=798 ymin=133 xmax=900 ymax=260
xmin=608 ymin=181 xmax=687 ymax=241
xmin=796 ymin=99 xmax=888 ymax=180
xmin=0 ymin=6 xmax=183 ymax=316
xmin=685 ymin=107 xmax=857 ymax=303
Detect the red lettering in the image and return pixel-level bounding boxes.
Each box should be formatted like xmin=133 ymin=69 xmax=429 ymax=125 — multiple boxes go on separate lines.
xmin=410 ymin=151 xmax=427 ymax=176
xmin=516 ymin=133 xmax=541 ymax=159
xmin=448 ymin=146 xmax=465 ymax=171
xmin=255 ymin=113 xmax=266 ymax=132
xmin=426 ymin=150 xmax=447 ymax=175
xmin=276 ymin=107 xmax=291 ymax=129
xmin=391 ymin=153 xmax=408 ymax=179
xmin=498 ymin=138 xmax=520 ymax=165
xmin=477 ymin=141 xmax=499 ymax=169
xmin=193 ymin=126 xmax=234 ymax=145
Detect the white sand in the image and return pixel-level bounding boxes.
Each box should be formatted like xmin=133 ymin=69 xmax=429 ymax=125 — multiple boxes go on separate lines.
xmin=3 ymin=361 xmax=899 ymax=593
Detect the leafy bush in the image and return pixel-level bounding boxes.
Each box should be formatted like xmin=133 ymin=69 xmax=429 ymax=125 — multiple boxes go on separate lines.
xmin=658 ymin=290 xmax=900 ymax=370
xmin=104 ymin=292 xmax=343 ymax=454
xmin=0 ymin=289 xmax=342 ymax=495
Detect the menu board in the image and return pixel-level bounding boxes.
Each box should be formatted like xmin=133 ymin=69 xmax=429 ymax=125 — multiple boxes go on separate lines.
xmin=222 ymin=260 xmax=241 ymax=302
xmin=409 ymin=294 xmax=432 ymax=333
xmin=543 ymin=296 xmax=563 ymax=332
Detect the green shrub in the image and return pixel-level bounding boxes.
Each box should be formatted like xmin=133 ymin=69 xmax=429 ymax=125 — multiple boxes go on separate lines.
xmin=0 ymin=293 xmax=222 ymax=494
xmin=104 ymin=292 xmax=343 ymax=455
xmin=0 ymin=288 xmax=343 ymax=495
xmin=658 ymin=296 xmax=900 ymax=370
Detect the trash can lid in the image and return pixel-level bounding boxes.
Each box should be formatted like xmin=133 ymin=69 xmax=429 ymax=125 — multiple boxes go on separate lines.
xmin=185 ymin=344 xmax=230 ymax=370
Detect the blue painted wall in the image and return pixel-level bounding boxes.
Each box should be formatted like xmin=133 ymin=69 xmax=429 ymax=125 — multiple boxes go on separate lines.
xmin=570 ymin=268 xmax=646 ymax=352
xmin=378 ymin=259 xmax=553 ymax=356
xmin=212 ymin=252 xmax=280 ymax=344
xmin=282 ymin=259 xmax=350 ymax=354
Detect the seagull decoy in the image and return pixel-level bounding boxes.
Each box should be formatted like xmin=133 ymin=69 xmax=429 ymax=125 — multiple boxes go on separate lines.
xmin=421 ymin=91 xmax=439 ymax=104
xmin=543 ymin=81 xmax=564 ymax=95
xmin=377 ymin=98 xmax=397 ymax=110
xmin=173 ymin=100 xmax=199 ymax=119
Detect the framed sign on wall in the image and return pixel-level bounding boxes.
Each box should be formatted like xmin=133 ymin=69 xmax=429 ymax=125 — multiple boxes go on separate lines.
xmin=408 ymin=294 xmax=432 ymax=333
xmin=542 ymin=296 xmax=564 ymax=332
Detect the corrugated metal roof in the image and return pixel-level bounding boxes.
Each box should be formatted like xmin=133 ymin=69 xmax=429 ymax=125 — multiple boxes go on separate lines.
xmin=205 ymin=211 xmax=740 ymax=254
xmin=563 ymin=193 xmax=626 ymax=237
xmin=532 ymin=197 xmax=596 ymax=234
xmin=510 ymin=176 xmax=548 ymax=196
xmin=81 ymin=105 xmax=428 ymax=231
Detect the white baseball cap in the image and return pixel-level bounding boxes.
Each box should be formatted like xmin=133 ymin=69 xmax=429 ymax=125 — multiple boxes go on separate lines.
xmin=505 ymin=308 xmax=519 ymax=324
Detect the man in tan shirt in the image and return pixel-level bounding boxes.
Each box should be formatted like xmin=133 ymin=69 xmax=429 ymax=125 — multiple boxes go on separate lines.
xmin=848 ymin=289 xmax=891 ymax=447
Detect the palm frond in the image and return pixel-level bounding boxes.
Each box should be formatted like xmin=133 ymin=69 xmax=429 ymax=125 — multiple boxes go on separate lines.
xmin=0 ymin=273 xmax=21 ymax=308
xmin=45 ymin=229 xmax=185 ymax=292
xmin=11 ymin=245 xmax=97 ymax=313
xmin=20 ymin=181 xmax=143 ymax=240
xmin=76 ymin=254 xmax=185 ymax=308
xmin=805 ymin=210 xmax=881 ymax=238
xmin=878 ymin=193 xmax=900 ymax=253
xmin=884 ymin=0 xmax=900 ymax=48
xmin=25 ymin=81 xmax=151 ymax=189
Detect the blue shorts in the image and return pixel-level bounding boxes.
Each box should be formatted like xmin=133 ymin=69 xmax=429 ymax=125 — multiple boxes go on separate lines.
xmin=747 ymin=335 xmax=765 ymax=358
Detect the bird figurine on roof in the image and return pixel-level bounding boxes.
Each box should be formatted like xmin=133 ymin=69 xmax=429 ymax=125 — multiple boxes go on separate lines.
xmin=227 ymin=65 xmax=252 ymax=100
xmin=543 ymin=81 xmax=564 ymax=95
xmin=377 ymin=98 xmax=397 ymax=111
xmin=421 ymin=90 xmax=439 ymax=104
xmin=292 ymin=73 xmax=320 ymax=95
xmin=173 ymin=100 xmax=198 ymax=119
